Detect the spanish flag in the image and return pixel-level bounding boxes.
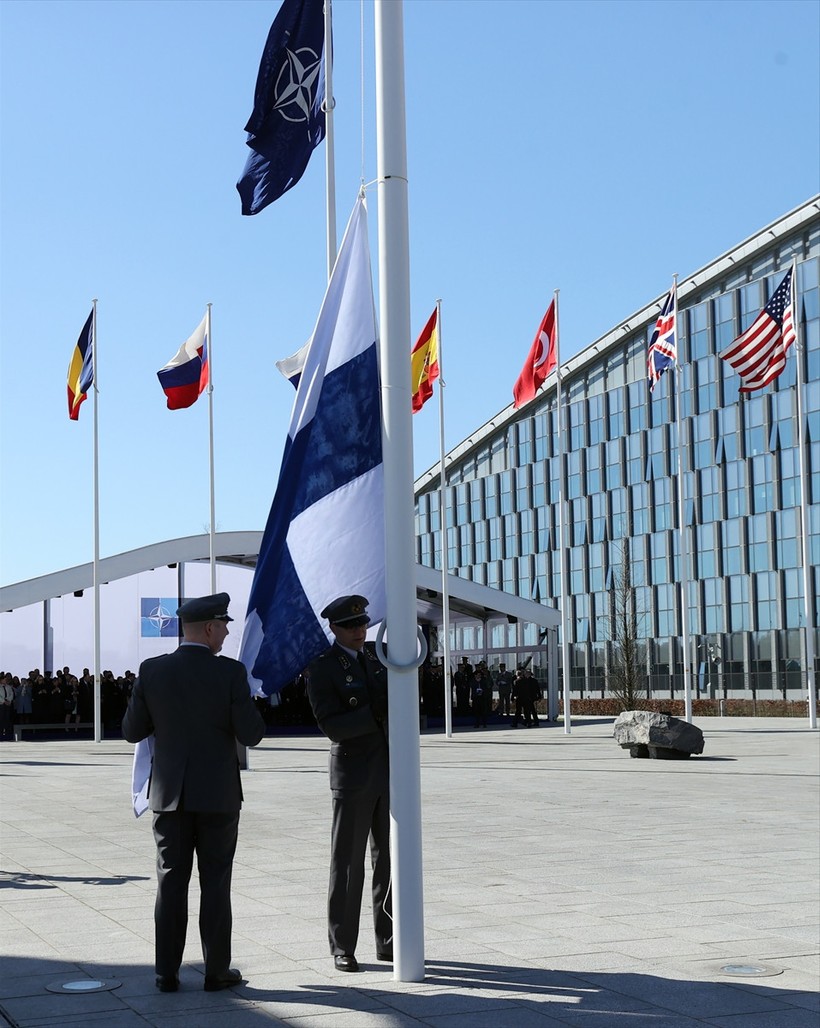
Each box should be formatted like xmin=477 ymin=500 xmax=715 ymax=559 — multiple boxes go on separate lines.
xmin=411 ymin=308 xmax=439 ymax=413
xmin=67 ymin=309 xmax=94 ymax=420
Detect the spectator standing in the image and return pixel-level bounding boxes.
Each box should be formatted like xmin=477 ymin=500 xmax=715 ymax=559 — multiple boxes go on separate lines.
xmin=14 ymin=677 xmax=32 ymax=724
xmin=495 ymin=663 xmax=514 ymax=717
xmin=0 ymin=674 xmax=15 ymax=739
xmin=471 ymin=666 xmax=490 ymax=728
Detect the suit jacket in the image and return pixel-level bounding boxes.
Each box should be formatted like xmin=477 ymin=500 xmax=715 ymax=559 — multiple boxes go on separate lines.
xmin=307 ymin=644 xmax=388 ymax=794
xmin=122 ymin=645 xmax=265 ymax=813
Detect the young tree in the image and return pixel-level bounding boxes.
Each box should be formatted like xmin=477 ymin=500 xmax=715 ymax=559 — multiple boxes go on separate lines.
xmin=605 ymin=540 xmax=647 ymax=710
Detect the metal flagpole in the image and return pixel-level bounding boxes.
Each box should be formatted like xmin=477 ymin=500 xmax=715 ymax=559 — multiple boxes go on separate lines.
xmin=792 ymin=259 xmax=817 ymax=729
xmin=374 ymin=0 xmax=425 ymax=982
xmin=207 ymin=303 xmax=216 ymax=593
xmin=672 ymin=277 xmax=694 ymax=722
xmin=91 ymin=299 xmax=102 ymax=743
xmin=435 ymin=300 xmax=454 ymax=739
xmin=555 ymin=290 xmax=572 ymax=734
xmin=323 ymin=0 xmax=337 ymax=277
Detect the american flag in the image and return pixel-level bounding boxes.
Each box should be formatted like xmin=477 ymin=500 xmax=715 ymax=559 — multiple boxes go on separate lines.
xmin=721 ymin=268 xmax=796 ymax=392
xmin=647 ymin=285 xmax=677 ymax=392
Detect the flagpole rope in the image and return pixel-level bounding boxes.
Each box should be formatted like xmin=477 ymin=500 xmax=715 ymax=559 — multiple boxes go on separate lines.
xmin=360 ymin=0 xmax=366 ymax=187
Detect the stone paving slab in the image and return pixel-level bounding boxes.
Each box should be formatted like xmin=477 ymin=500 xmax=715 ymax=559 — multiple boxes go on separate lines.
xmin=1 ymin=717 xmax=818 ymax=1027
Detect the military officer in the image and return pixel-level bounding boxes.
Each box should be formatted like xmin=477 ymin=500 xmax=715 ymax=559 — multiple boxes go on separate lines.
xmin=122 ymin=592 xmax=265 ymax=993
xmin=306 ymin=594 xmax=392 ymax=972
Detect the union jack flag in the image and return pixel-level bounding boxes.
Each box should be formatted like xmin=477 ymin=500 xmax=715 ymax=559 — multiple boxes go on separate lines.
xmin=721 ymin=268 xmax=795 ymax=392
xmin=647 ymin=284 xmax=677 ymax=392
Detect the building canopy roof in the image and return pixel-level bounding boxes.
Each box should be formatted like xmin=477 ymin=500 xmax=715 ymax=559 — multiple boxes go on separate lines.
xmin=0 ymin=531 xmax=559 ymax=632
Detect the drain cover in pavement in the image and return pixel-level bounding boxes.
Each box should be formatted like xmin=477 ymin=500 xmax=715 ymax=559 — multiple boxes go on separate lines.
xmin=718 ymin=963 xmax=783 ymax=978
xmin=46 ymin=979 xmax=122 ymax=993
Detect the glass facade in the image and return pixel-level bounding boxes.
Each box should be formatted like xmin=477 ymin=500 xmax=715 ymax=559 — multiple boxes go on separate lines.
xmin=415 ymin=200 xmax=820 ymax=701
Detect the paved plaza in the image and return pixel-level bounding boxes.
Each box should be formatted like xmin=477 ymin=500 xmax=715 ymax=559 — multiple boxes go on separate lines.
xmin=1 ymin=717 xmax=818 ymax=1027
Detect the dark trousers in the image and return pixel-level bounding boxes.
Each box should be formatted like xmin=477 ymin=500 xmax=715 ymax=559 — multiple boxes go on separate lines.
xmin=152 ymin=809 xmax=239 ymax=978
xmin=328 ymin=790 xmax=392 ymax=957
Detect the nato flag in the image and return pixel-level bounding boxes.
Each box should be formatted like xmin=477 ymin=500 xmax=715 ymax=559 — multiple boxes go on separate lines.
xmin=237 ymin=0 xmax=327 ymax=216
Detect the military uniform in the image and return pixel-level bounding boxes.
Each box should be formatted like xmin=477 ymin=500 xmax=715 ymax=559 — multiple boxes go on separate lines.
xmin=122 ymin=593 xmax=265 ymax=992
xmin=306 ymin=595 xmax=391 ymax=969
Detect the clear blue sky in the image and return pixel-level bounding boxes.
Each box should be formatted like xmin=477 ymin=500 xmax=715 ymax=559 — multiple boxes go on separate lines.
xmin=1 ymin=0 xmax=818 ymax=587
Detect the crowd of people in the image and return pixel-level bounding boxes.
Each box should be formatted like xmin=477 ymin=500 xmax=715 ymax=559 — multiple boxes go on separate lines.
xmin=0 ymin=667 xmax=137 ymax=739
xmin=420 ymin=658 xmax=546 ymax=728
xmin=0 ymin=656 xmax=547 ymax=740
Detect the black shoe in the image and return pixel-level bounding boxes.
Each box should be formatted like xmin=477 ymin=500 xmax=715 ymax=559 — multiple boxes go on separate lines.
xmin=376 ymin=949 xmax=393 ymax=962
xmin=155 ymin=975 xmax=179 ymax=993
xmin=334 ymin=954 xmax=360 ymax=972
xmin=203 ymin=968 xmax=243 ymax=991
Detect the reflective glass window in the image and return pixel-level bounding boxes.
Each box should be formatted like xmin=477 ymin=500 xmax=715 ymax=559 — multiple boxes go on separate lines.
xmin=729 ymin=575 xmax=750 ymax=631
xmin=775 ymin=508 xmax=799 ymax=568
xmin=784 ymin=568 xmax=803 ymax=629
xmin=628 ymin=382 xmax=647 ymax=432
xmin=754 ymin=571 xmax=778 ymax=630
xmin=588 ymin=394 xmax=605 ymax=445
xmin=608 ymin=387 xmax=625 ymax=439
xmin=688 ymin=301 xmax=709 ymax=360
xmin=721 ymin=518 xmax=744 ymax=575
xmin=714 ymin=293 xmax=735 ymax=351
xmin=747 ymin=513 xmax=770 ymax=572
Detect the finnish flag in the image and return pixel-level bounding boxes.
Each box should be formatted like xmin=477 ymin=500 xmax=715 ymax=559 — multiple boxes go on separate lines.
xmin=239 ymin=197 xmax=385 ymax=695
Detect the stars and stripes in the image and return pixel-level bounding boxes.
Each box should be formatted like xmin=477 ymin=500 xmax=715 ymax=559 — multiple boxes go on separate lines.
xmin=721 ymin=268 xmax=795 ymax=392
xmin=647 ymin=285 xmax=677 ymax=392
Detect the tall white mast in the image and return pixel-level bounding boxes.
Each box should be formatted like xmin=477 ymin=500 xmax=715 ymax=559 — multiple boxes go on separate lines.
xmin=374 ymin=0 xmax=425 ymax=983
xmin=435 ymin=300 xmax=454 ymax=738
xmin=555 ymin=291 xmax=572 ymax=733
xmin=792 ymin=260 xmax=817 ymax=729
xmin=323 ymin=0 xmax=337 ymax=276
xmin=206 ymin=303 xmax=216 ymax=592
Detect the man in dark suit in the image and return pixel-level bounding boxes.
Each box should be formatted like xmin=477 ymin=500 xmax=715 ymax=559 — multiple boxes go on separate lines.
xmin=306 ymin=594 xmax=391 ymax=973
xmin=122 ymin=592 xmax=265 ymax=993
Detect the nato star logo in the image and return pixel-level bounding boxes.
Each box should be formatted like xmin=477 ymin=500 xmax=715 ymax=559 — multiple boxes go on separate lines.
xmin=141 ymin=598 xmax=179 ymax=638
xmin=274 ymin=47 xmax=322 ymax=124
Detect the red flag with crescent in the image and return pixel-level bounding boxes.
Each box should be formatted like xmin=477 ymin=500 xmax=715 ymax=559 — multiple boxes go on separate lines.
xmin=513 ymin=299 xmax=557 ymax=409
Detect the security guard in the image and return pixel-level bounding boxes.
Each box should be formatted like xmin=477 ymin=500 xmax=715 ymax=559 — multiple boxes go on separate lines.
xmin=123 ymin=592 xmax=265 ymax=993
xmin=306 ymin=594 xmax=392 ymax=972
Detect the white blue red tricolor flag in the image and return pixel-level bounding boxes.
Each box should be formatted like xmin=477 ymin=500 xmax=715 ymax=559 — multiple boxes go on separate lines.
xmin=239 ymin=197 xmax=385 ymax=695
xmin=721 ymin=268 xmax=796 ymax=392
xmin=157 ymin=315 xmax=209 ymax=410
xmin=647 ymin=284 xmax=677 ymax=392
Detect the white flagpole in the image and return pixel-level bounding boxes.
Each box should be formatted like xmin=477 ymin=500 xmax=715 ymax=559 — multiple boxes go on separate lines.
xmin=375 ymin=0 xmax=425 ymax=983
xmin=792 ymin=260 xmax=817 ymax=729
xmin=207 ymin=303 xmax=216 ymax=593
xmin=555 ymin=291 xmax=572 ymax=734
xmin=435 ymin=300 xmax=454 ymax=739
xmin=323 ymin=0 xmax=337 ymax=277
xmin=672 ymin=277 xmax=694 ymax=722
xmin=91 ymin=299 xmax=102 ymax=743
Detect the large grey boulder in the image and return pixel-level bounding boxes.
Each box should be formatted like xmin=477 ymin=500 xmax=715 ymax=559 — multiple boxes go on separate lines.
xmin=613 ymin=710 xmax=705 ymax=759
